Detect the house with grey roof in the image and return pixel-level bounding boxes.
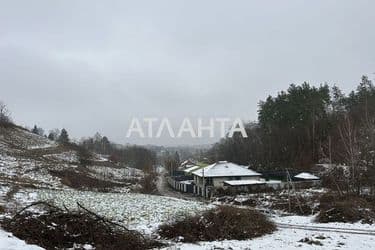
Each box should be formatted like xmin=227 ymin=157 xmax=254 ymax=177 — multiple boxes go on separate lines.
xmin=191 ymin=161 xmax=262 ymax=196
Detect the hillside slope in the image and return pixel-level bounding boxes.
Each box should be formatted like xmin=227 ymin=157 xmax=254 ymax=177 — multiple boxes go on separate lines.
xmin=0 ymin=126 xmax=143 ymax=210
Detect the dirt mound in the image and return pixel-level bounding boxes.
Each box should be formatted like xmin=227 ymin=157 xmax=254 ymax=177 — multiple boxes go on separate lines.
xmin=317 ymin=193 xmax=375 ymax=224
xmin=1 ymin=202 xmax=161 ymax=250
xmin=158 ymin=205 xmax=276 ymax=242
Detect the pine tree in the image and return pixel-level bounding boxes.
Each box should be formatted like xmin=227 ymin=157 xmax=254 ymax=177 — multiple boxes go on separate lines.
xmin=32 ymin=125 xmax=39 ymax=134
xmin=31 ymin=125 xmax=44 ymax=136
xmin=58 ymin=128 xmax=69 ymax=144
xmin=48 ymin=132 xmax=55 ymax=140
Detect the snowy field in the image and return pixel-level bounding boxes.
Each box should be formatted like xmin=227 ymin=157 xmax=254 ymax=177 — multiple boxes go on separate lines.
xmin=33 ymin=189 xmax=211 ymax=234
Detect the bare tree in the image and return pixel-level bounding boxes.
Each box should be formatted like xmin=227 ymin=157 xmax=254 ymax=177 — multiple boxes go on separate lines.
xmin=141 ymin=163 xmax=157 ymax=194
xmin=359 ymin=117 xmax=375 ymax=196
xmin=338 ymin=115 xmax=364 ymax=194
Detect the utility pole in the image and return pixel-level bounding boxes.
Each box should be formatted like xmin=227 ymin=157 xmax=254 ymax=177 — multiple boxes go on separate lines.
xmin=329 ymin=135 xmax=332 ymax=167
xmin=286 ymin=169 xmax=303 ymax=214
xmin=287 ymin=170 xmax=291 ymax=212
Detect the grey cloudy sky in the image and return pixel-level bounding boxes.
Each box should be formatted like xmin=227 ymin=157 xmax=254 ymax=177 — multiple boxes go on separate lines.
xmin=1 ymin=0 xmax=374 ymax=145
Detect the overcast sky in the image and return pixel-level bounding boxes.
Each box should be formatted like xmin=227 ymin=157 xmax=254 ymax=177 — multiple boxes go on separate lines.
xmin=1 ymin=0 xmax=374 ymax=145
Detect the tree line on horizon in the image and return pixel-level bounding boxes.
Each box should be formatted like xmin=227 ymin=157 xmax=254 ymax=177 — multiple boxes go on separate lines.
xmin=206 ymin=75 xmax=375 ymax=194
xmin=80 ymin=133 xmax=156 ymax=170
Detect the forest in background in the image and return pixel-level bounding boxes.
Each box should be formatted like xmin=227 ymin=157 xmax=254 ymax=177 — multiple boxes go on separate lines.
xmin=206 ymin=75 xmax=375 ymax=194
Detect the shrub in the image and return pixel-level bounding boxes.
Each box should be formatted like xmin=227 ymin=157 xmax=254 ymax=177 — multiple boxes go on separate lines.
xmin=1 ymin=202 xmax=161 ymax=250
xmin=158 ymin=206 xmax=276 ymax=242
xmin=317 ymin=192 xmax=375 ymax=223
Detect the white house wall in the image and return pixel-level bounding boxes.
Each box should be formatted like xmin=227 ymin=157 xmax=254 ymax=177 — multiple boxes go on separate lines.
xmin=194 ymin=175 xmax=261 ymax=188
xmin=212 ymin=176 xmax=260 ymax=188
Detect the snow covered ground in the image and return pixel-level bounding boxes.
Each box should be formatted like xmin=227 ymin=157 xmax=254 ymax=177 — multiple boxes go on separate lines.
xmin=0 ymin=229 xmax=43 ymax=250
xmin=44 ymin=151 xmax=78 ymax=163
xmin=169 ymin=215 xmax=375 ymax=250
xmin=33 ymin=189 xmax=211 ymax=235
xmin=171 ymin=228 xmax=374 ymax=250
xmin=86 ymin=165 xmax=143 ymax=182
xmin=2 ymin=187 xmax=375 ymax=249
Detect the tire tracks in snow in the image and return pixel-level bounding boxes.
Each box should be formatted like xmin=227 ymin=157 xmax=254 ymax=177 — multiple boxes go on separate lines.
xmin=276 ymin=223 xmax=375 ymax=236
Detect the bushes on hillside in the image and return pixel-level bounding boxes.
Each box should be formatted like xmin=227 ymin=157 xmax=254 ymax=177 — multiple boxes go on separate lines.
xmin=158 ymin=206 xmax=276 ymax=242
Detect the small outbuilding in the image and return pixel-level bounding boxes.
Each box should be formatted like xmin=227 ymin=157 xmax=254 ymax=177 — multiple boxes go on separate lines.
xmin=293 ymin=172 xmax=321 ymax=189
xmin=294 ymin=172 xmax=320 ymax=181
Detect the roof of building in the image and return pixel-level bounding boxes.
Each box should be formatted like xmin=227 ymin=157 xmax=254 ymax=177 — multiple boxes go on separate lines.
xmin=294 ymin=172 xmax=320 ymax=180
xmin=180 ymin=159 xmax=195 ymax=166
xmin=224 ymin=179 xmax=266 ymax=186
xmin=183 ymin=165 xmax=201 ymax=173
xmin=192 ymin=161 xmax=261 ymax=178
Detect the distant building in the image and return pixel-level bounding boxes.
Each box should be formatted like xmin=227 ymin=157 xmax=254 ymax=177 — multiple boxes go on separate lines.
xmin=183 ymin=165 xmax=202 ymax=175
xmin=168 ymin=162 xmax=321 ymax=197
xmin=179 ymin=159 xmax=196 ymax=170
xmin=294 ymin=172 xmax=320 ymax=181
xmin=191 ymin=161 xmax=262 ymax=195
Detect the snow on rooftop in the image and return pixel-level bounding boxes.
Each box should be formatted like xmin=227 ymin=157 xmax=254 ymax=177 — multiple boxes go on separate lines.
xmin=183 ymin=165 xmax=201 ymax=173
xmin=192 ymin=161 xmax=261 ymax=177
xmin=180 ymin=160 xmax=195 ymax=167
xmin=224 ymin=179 xmax=266 ymax=186
xmin=294 ymin=172 xmax=320 ymax=180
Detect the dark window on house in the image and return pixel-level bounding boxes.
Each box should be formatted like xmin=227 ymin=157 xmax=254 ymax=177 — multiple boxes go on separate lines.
xmin=229 ymin=176 xmax=241 ymax=180
xmin=206 ymin=177 xmax=213 ymax=186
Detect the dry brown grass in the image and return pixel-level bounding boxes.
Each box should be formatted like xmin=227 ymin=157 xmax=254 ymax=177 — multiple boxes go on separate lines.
xmin=49 ymin=170 xmax=126 ymax=191
xmin=317 ymin=192 xmax=375 ymax=224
